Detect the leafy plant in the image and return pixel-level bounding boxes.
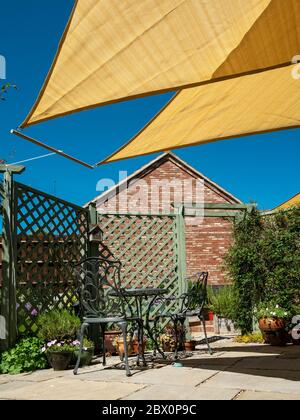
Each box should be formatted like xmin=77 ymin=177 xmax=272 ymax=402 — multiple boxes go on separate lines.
xmin=36 ymin=309 xmax=81 ymax=342
xmin=0 ymin=337 xmax=47 ymax=374
xmin=225 ymin=206 xmax=300 ymax=334
xmin=254 ymin=302 xmax=290 ymax=321
xmin=207 ymin=285 xmax=235 ymax=319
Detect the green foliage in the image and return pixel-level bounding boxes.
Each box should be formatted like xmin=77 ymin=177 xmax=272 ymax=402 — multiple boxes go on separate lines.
xmin=0 ymin=337 xmax=47 ymax=374
xmin=255 ymin=302 xmax=291 ymax=321
xmin=207 ymin=285 xmax=235 ymax=319
xmin=1 ymin=83 xmax=17 ymax=100
xmin=225 ymin=206 xmax=300 ymax=334
xmin=36 ymin=309 xmax=81 ymax=342
xmin=234 ymin=332 xmax=264 ymax=344
xmin=45 ymin=343 xmax=76 ymax=353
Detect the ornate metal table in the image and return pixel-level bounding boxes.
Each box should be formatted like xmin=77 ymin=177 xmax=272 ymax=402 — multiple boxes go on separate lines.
xmin=109 ymin=287 xmax=168 ymax=364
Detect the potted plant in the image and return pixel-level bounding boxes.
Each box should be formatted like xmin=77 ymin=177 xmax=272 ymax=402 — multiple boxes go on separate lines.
xmin=42 ymin=340 xmax=76 ymax=370
xmin=159 ymin=323 xmax=185 ymax=352
xmin=73 ymin=338 xmax=95 ymax=366
xmin=255 ymin=302 xmax=290 ymax=346
xmin=37 ymin=309 xmax=81 ymax=370
xmin=184 ymin=330 xmax=196 ymax=351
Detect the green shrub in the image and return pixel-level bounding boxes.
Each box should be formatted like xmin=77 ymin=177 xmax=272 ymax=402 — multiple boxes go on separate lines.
xmin=36 ymin=309 xmax=81 ymax=342
xmin=225 ymin=206 xmax=300 ymax=334
xmin=207 ymin=285 xmax=235 ymax=319
xmin=0 ymin=337 xmax=47 ymax=374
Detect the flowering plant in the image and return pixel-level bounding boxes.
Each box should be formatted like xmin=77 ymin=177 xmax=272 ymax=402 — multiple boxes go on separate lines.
xmin=254 ymin=302 xmax=290 ymax=320
xmin=42 ymin=339 xmax=76 ymax=353
xmin=72 ymin=338 xmax=94 ymax=350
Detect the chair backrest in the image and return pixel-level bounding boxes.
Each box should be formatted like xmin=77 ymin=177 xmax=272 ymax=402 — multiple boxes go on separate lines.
xmin=182 ymin=272 xmax=209 ymax=313
xmin=74 ymin=257 xmax=125 ymax=318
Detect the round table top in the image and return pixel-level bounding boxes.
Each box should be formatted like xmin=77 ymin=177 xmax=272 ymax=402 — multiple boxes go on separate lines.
xmin=110 ymin=287 xmax=168 ymax=297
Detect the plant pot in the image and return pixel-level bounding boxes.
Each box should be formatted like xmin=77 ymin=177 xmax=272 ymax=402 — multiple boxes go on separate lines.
xmin=207 ymin=311 xmax=214 ymax=321
xmin=258 ymin=317 xmax=285 ymax=331
xmin=116 ymin=337 xmax=133 ymax=360
xmin=47 ymin=351 xmax=73 ymax=371
xmin=259 ymin=317 xmax=288 ymax=346
xmin=132 ymin=339 xmax=147 ymax=355
xmin=184 ymin=340 xmax=196 ymax=351
xmin=73 ymin=346 xmax=95 ymax=367
xmin=104 ymin=331 xmax=120 ymax=355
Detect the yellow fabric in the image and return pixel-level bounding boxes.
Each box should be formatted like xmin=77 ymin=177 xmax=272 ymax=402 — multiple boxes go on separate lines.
xmin=21 ymin=0 xmax=300 ymax=128
xmin=100 ymin=65 xmax=300 ymax=163
xmin=276 ymin=193 xmax=300 ymax=210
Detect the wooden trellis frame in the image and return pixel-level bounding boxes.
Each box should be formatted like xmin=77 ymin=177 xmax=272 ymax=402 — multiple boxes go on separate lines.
xmin=0 ymin=168 xmax=90 ymax=350
xmin=97 ymin=210 xmax=186 ymax=321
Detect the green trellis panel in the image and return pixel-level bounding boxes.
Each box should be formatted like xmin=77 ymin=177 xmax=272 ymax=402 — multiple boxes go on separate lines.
xmin=13 ymin=182 xmax=90 ymax=335
xmin=97 ymin=212 xmax=186 ymax=321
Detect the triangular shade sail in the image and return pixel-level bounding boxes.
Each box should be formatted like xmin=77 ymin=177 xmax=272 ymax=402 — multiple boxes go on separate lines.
xmin=98 ymin=64 xmax=300 ymax=164
xmin=21 ymin=0 xmax=300 ymax=128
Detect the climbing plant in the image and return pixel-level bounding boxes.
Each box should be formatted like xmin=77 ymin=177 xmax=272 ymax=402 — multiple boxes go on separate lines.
xmin=225 ymin=206 xmax=300 ymax=334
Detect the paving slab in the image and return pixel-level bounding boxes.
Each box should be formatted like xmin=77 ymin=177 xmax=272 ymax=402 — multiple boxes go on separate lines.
xmin=122 ymin=383 xmax=240 ymax=400
xmin=0 ymin=378 xmax=146 ymax=400
xmin=203 ymin=370 xmax=300 ymax=394
xmin=235 ymin=356 xmax=300 ymax=372
xmin=128 ymin=365 xmax=219 ymax=386
xmin=0 ymin=380 xmax=33 ymax=395
xmin=236 ymin=390 xmax=300 ymax=400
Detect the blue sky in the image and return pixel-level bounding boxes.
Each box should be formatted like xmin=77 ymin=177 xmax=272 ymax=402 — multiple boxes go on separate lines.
xmin=1 ymin=0 xmax=299 ymax=209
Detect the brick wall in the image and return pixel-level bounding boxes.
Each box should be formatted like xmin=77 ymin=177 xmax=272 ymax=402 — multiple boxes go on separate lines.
xmin=96 ymin=155 xmax=240 ymax=286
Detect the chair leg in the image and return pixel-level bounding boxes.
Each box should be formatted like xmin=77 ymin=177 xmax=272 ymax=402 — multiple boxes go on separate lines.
xmin=138 ymin=320 xmax=147 ymax=367
xmin=200 ymin=315 xmax=213 ymax=355
xmin=179 ymin=317 xmax=186 ymax=352
xmin=73 ymin=322 xmax=88 ymax=375
xmin=101 ymin=323 xmax=106 ymax=366
xmin=173 ymin=318 xmax=179 ymax=360
xmin=118 ymin=321 xmax=131 ymax=377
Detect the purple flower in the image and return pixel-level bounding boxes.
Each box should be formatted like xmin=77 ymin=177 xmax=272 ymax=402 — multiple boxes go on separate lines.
xmin=31 ymin=309 xmax=38 ymax=317
xmin=25 ymin=302 xmax=32 ymax=311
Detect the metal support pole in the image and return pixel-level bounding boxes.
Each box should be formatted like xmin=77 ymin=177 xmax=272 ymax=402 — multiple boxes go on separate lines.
xmin=0 ymin=165 xmax=25 ymax=351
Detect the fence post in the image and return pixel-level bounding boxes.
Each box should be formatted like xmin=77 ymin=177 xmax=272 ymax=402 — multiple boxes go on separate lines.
xmin=175 ymin=205 xmax=187 ymax=296
xmin=0 ymin=165 xmax=25 ymax=351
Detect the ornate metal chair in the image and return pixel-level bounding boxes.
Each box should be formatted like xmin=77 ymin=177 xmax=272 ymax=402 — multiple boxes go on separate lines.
xmin=153 ymin=272 xmax=213 ymax=359
xmin=73 ymin=257 xmax=138 ymax=376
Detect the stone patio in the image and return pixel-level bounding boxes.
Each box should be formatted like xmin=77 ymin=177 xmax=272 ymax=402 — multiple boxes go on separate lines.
xmin=1 ymin=338 xmax=300 ymax=400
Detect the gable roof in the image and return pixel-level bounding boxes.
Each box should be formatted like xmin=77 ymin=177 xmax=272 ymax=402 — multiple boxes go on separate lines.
xmin=85 ymin=152 xmax=242 ymax=207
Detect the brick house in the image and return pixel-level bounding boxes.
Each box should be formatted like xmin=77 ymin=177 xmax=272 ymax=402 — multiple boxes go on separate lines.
xmin=87 ymin=152 xmax=242 ymax=287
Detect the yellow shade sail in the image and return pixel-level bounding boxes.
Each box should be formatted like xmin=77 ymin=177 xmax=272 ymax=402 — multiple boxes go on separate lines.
xmin=21 ymin=0 xmax=300 ymax=128
xmin=99 ymin=64 xmax=300 ymax=164
xmin=276 ymin=193 xmax=300 ymax=210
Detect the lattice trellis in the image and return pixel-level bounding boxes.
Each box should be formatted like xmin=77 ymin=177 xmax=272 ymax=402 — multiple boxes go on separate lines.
xmin=14 ymin=182 xmax=89 ymax=334
xmin=97 ymin=213 xmax=182 ymax=321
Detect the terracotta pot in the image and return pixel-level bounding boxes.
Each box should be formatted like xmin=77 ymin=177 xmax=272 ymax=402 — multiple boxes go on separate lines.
xmin=47 ymin=351 xmax=73 ymax=371
xmin=104 ymin=331 xmax=120 ymax=355
xmin=132 ymin=339 xmax=147 ymax=355
xmin=184 ymin=340 xmax=196 ymax=351
xmin=258 ymin=317 xmax=285 ymax=331
xmin=259 ymin=318 xmax=287 ymax=346
xmin=116 ymin=337 xmax=133 ymax=360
